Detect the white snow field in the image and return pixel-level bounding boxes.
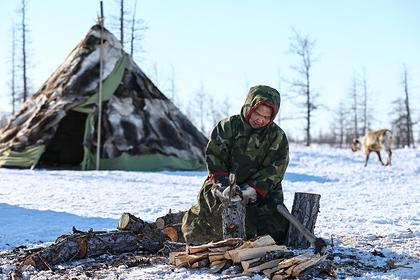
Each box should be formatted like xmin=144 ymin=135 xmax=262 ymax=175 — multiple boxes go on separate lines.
xmin=0 ymin=145 xmax=419 ymax=279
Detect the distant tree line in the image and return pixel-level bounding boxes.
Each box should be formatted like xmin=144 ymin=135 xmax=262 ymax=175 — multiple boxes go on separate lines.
xmin=2 ymin=4 xmax=418 ymax=148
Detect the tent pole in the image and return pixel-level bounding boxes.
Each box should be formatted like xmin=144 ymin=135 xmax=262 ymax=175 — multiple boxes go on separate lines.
xmin=96 ymin=1 xmax=105 ymax=170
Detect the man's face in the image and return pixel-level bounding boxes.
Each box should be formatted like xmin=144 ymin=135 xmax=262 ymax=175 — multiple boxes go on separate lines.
xmin=249 ymin=105 xmax=272 ymax=129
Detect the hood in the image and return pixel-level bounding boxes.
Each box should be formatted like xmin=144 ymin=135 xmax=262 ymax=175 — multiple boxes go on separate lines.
xmin=240 ymin=85 xmax=281 ymax=126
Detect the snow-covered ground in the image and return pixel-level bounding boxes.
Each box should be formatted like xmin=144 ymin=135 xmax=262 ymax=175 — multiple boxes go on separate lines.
xmin=0 ymin=145 xmax=419 ymax=279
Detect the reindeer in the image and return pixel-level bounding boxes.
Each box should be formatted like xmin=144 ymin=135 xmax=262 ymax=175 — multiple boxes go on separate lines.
xmin=351 ymin=129 xmax=393 ymax=167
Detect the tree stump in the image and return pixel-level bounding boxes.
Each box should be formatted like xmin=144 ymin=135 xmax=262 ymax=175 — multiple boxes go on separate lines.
xmin=285 ymin=192 xmax=321 ymax=249
xmin=222 ymin=199 xmax=246 ymax=240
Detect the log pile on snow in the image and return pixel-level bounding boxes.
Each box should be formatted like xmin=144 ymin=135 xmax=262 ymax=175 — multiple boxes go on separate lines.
xmin=169 ymin=235 xmax=328 ymax=278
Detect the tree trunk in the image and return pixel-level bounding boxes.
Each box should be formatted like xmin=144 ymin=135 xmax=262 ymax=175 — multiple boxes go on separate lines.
xmin=286 ymin=192 xmax=321 ymax=248
xmin=222 ymin=199 xmax=246 ymax=240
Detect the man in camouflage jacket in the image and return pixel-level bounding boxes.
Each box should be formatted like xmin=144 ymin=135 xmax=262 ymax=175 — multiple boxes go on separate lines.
xmin=182 ymin=85 xmax=289 ymax=244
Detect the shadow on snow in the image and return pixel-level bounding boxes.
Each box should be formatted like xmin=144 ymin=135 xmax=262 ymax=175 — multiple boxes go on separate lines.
xmin=0 ymin=203 xmax=117 ymax=250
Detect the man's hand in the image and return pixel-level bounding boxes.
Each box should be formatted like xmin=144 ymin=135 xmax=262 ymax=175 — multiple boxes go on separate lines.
xmin=240 ymin=184 xmax=257 ymax=205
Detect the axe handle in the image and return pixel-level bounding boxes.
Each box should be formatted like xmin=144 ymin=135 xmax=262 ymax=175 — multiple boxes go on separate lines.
xmin=276 ymin=204 xmax=317 ymax=245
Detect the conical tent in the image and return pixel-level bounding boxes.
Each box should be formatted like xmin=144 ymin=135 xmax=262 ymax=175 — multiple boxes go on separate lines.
xmin=0 ymin=25 xmax=208 ymax=171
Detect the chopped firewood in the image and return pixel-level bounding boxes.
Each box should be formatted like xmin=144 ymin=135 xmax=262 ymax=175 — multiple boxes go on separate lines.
xmin=235 ymin=235 xmax=277 ymax=251
xmin=245 ymin=259 xmax=283 ymax=273
xmin=278 ymin=252 xmax=313 ymax=268
xmin=241 ymin=257 xmax=261 ymax=270
xmin=169 ymin=251 xmax=187 ymax=265
xmin=191 ymin=258 xmax=210 ymax=268
xmin=273 ymin=253 xmax=329 ymax=279
xmin=155 ymin=210 xmax=185 ymax=230
xmin=263 ymin=266 xmax=280 ymax=277
xmin=208 ymin=253 xmax=225 ymax=263
xmin=226 ymin=245 xmax=288 ymax=263
xmin=187 ymin=252 xmax=209 ymax=266
xmin=241 ymin=250 xmax=293 ymax=271
xmin=209 ymin=260 xmax=227 ymax=274
xmin=290 ymin=254 xmax=328 ymax=277
xmin=187 ymin=238 xmax=243 ymax=254
xmin=162 ymin=226 xmax=178 ymax=242
xmin=207 ymin=246 xmax=232 ymax=253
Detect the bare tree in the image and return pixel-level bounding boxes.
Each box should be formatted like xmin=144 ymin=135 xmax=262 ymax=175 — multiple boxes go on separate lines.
xmin=289 ymin=28 xmax=318 ymax=146
xmin=166 ymin=64 xmax=177 ymax=104
xmin=19 ymin=0 xmax=30 ymax=102
xmin=401 ymin=65 xmax=415 ymax=147
xmin=195 ymin=83 xmax=206 ymax=134
xmin=119 ymin=0 xmax=125 ymax=48
xmin=350 ymin=73 xmax=359 ymax=138
xmin=9 ymin=24 xmax=18 ymax=114
xmin=129 ymin=0 xmax=147 ymax=58
xmin=330 ymin=101 xmax=347 ymax=148
xmin=361 ymin=68 xmax=369 ymax=135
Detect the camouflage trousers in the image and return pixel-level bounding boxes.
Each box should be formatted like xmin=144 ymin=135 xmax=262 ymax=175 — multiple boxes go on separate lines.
xmin=182 ymin=178 xmax=289 ymax=245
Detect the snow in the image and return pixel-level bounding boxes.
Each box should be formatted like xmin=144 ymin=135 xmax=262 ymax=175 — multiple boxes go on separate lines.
xmin=1 ymin=145 xmax=419 ymax=279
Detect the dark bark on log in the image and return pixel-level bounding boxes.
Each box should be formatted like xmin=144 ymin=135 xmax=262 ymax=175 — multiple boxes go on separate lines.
xmin=222 ymin=200 xmax=246 ymax=240
xmin=22 ymin=230 xmax=164 ymax=270
xmin=286 ymin=192 xmax=321 ymax=249
xmin=155 ymin=210 xmax=185 ymax=229
xmin=117 ymin=212 xmax=167 ymax=242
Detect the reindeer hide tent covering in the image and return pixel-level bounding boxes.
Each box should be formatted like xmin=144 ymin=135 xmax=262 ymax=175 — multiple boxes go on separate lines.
xmin=0 ymin=25 xmax=207 ymax=171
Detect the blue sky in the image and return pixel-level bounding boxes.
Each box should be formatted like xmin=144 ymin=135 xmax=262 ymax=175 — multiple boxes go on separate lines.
xmin=0 ymin=0 xmax=419 ymax=139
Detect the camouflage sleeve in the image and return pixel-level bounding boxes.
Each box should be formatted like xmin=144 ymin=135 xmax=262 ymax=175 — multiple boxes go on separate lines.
xmin=205 ymin=118 xmax=233 ymax=185
xmin=247 ymin=130 xmax=289 ymax=199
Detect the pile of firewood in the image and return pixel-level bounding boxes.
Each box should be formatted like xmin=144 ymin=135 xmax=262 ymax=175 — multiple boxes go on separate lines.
xmin=169 ymin=235 xmax=327 ymax=278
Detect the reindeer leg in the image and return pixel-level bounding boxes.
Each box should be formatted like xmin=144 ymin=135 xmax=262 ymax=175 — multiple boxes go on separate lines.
xmin=364 ymin=152 xmax=370 ymax=167
xmin=386 ymin=149 xmax=392 ymax=166
xmin=376 ymin=151 xmax=385 ymax=165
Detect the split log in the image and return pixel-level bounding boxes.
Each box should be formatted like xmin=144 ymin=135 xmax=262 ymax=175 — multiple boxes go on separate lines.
xmin=225 ymin=245 xmax=287 ymax=263
xmin=289 ymin=254 xmax=327 ymax=277
xmin=273 ymin=253 xmax=328 ymax=279
xmin=241 ymin=250 xmax=294 ymax=270
xmin=245 ymin=259 xmax=282 ymax=273
xmin=155 ymin=210 xmax=185 ymax=229
xmin=187 ymin=238 xmax=243 ymax=254
xmin=285 ymin=192 xmax=321 ymax=249
xmin=23 ymin=230 xmax=164 ymax=270
xmin=222 ymin=198 xmax=246 ymax=239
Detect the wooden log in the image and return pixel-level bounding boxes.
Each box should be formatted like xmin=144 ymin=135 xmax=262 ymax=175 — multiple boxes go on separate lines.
xmin=241 ymin=250 xmax=294 ymax=270
xmin=191 ymin=258 xmax=210 ymax=268
xmin=225 ymin=245 xmax=287 ymax=263
xmin=245 ymin=259 xmax=282 ymax=273
xmin=290 ymin=254 xmax=328 ymax=277
xmin=162 ymin=226 xmax=178 ymax=242
xmin=285 ymin=192 xmax=321 ymax=249
xmin=263 ymin=266 xmax=280 ymax=277
xmin=221 ymin=198 xmax=246 ymax=240
xmin=162 ymin=223 xmax=184 ymax=243
xmin=236 ymin=234 xmax=276 ymax=251
xmin=155 ymin=210 xmax=185 ymax=230
xmin=169 ymin=251 xmax=187 ymax=265
xmin=278 ymin=252 xmax=313 ymax=269
xmin=208 ymin=253 xmax=225 ymax=263
xmin=209 ymin=260 xmax=227 ymax=273
xmin=187 ymin=238 xmax=243 ymax=254
xmin=23 ymin=230 xmax=164 ymax=270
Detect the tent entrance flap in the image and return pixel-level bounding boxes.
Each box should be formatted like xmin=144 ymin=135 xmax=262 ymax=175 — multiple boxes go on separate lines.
xmin=39 ymin=111 xmax=87 ymax=168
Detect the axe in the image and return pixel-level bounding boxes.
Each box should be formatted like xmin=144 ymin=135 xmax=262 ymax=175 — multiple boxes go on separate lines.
xmin=277 ymin=204 xmax=327 ymax=254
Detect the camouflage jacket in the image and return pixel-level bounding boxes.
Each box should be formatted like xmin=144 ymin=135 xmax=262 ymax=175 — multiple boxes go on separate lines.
xmin=206 ymin=85 xmax=289 ymax=199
